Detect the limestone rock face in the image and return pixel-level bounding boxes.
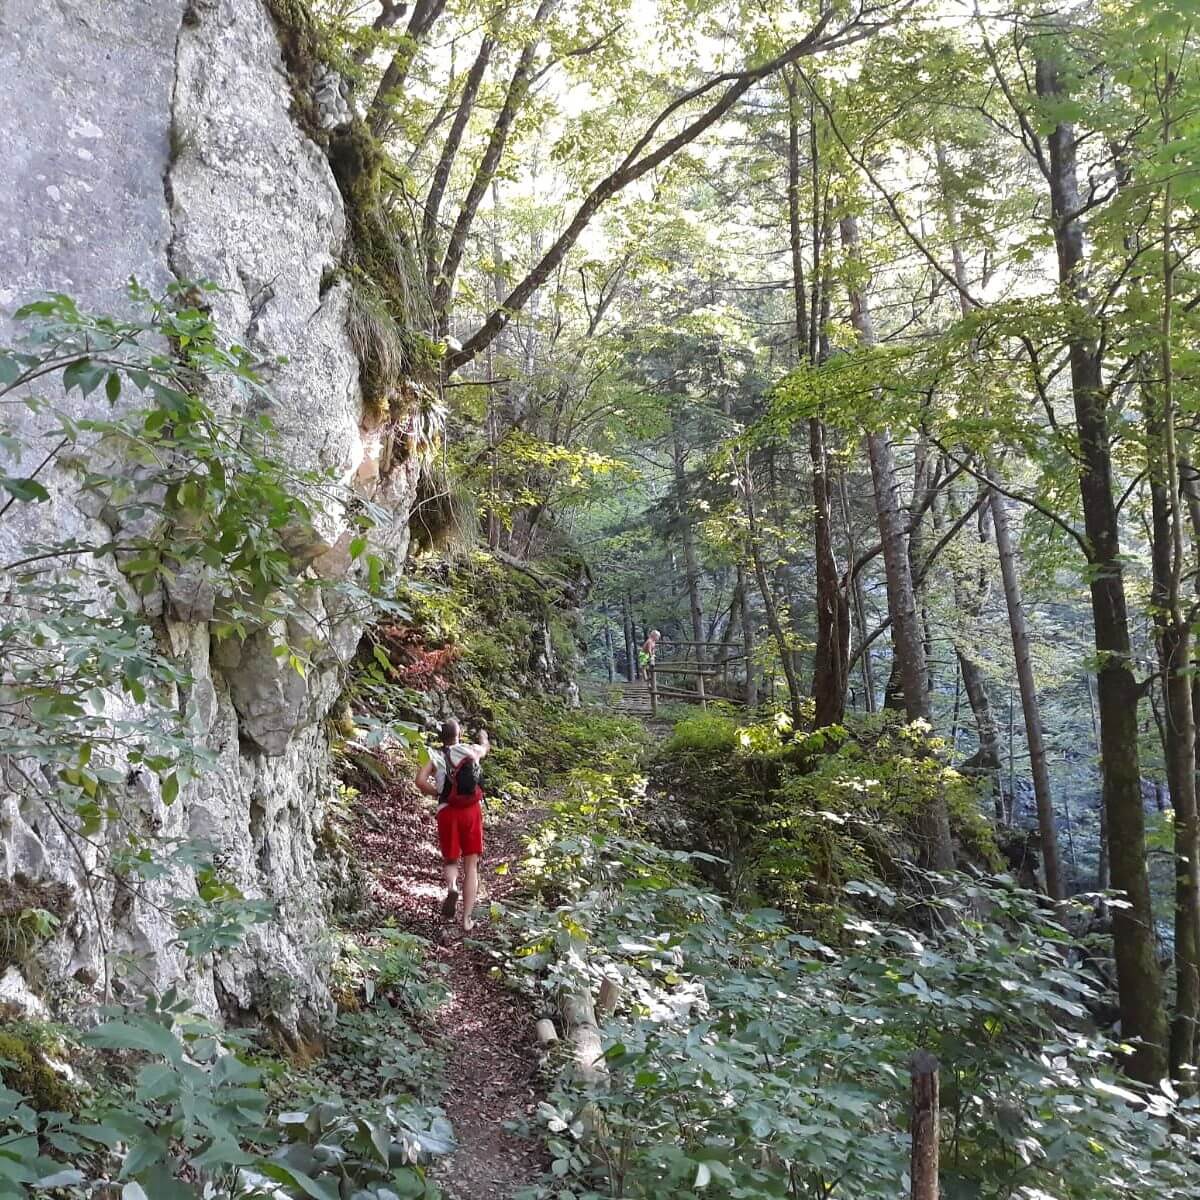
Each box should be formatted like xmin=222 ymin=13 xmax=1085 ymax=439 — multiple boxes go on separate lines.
xmin=0 ymin=0 xmax=418 ymax=1030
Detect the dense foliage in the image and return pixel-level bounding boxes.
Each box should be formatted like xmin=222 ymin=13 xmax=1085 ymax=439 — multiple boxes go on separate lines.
xmin=659 ymin=708 xmax=1000 ymax=929
xmin=498 ymin=742 xmax=1200 ymax=1200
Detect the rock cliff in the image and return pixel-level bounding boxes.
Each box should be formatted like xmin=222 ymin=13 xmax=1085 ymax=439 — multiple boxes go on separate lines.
xmin=0 ymin=0 xmax=418 ymax=1036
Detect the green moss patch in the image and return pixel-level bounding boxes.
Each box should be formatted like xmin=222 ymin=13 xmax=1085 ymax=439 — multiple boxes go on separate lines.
xmin=0 ymin=1027 xmax=77 ymax=1113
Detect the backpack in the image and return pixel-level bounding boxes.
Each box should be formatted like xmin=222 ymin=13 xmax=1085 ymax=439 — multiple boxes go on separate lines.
xmin=440 ymin=748 xmax=483 ymax=808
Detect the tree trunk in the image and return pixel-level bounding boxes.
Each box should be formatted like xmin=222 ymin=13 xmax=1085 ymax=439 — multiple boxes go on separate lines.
xmin=956 ymin=649 xmax=1001 ymax=795
xmin=1085 ymin=675 xmax=1110 ymax=890
xmin=622 ymin=595 xmax=636 ymax=683
xmin=840 ymin=213 xmax=953 ymax=870
xmin=672 ymin=411 xmax=706 ymax=702
xmin=603 ymin=613 xmax=615 ymax=684
xmin=991 ymin=488 xmax=1064 ymax=899
xmin=840 ymin=218 xmax=931 ymax=725
xmin=1146 ymin=90 xmax=1200 ymax=1080
xmin=907 ymin=435 xmax=938 ymax=698
xmin=934 ymin=138 xmax=1051 ymax=865
xmin=1155 ymin=577 xmax=1200 ymax=1080
xmin=739 ymin=561 xmax=758 ymax=709
xmin=838 ymin=467 xmax=876 ymax=711
xmin=810 ymin=413 xmax=851 ymax=726
xmin=786 ymin=71 xmax=848 ymax=726
xmin=421 ymin=34 xmax=496 ymax=291
xmin=367 ymin=0 xmax=449 ymax=137
xmin=432 ymin=0 xmax=559 ymax=333
xmin=741 ymin=451 xmax=802 ymax=727
xmin=942 ymin=484 xmax=1001 ymax=807
xmin=1036 ymin=52 xmax=1166 ymax=1082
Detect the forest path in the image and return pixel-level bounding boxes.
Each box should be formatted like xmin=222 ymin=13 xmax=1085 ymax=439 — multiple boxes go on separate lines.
xmin=354 ymin=773 xmax=547 ymax=1200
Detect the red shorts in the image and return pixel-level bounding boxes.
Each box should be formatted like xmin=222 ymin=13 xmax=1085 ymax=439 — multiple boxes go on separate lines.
xmin=436 ymin=802 xmax=483 ymax=862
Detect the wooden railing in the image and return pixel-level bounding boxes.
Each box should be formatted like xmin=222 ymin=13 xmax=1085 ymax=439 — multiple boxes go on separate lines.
xmin=646 ymin=640 xmax=747 ymax=716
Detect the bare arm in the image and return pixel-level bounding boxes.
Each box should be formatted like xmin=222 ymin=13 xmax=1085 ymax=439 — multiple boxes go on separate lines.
xmin=470 ymin=730 xmax=491 ymax=760
xmin=415 ymin=758 xmax=439 ymax=797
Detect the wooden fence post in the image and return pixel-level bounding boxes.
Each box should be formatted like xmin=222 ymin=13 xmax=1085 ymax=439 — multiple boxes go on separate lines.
xmin=910 ymin=1050 xmax=939 ymax=1200
xmin=649 ymin=663 xmax=657 ymax=717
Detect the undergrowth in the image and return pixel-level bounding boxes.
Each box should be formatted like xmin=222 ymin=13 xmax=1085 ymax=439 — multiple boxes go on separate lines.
xmin=0 ymin=936 xmax=452 ymax=1197
xmin=493 ymin=715 xmax=1200 ymax=1200
xmin=658 ymin=707 xmax=1001 ymax=934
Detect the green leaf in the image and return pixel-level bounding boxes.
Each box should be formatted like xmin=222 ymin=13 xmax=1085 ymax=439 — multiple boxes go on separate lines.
xmin=35 ymin=1169 xmax=85 ymax=1189
xmin=84 ymin=1018 xmax=184 ymax=1062
xmin=257 ymin=1162 xmax=340 ymax=1200
xmin=1 ymin=476 xmax=50 ymax=503
xmin=62 ymin=358 xmax=108 ymax=397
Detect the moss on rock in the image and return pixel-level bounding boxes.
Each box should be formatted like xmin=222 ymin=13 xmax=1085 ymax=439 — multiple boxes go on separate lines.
xmin=0 ymin=1027 xmax=77 ymax=1113
xmin=262 ymin=0 xmax=433 ymax=427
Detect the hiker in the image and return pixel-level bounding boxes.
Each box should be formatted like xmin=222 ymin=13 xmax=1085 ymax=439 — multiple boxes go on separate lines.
xmin=415 ymin=719 xmax=489 ymax=932
xmin=639 ymin=629 xmax=662 ymax=672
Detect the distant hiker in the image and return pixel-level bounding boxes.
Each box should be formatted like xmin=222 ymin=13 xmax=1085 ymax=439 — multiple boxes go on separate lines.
xmin=415 ymin=719 xmax=489 ymax=932
xmin=639 ymin=629 xmax=662 ymax=672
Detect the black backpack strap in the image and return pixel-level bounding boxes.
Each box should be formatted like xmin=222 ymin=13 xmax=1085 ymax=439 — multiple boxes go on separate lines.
xmin=439 ymin=748 xmax=455 ymax=803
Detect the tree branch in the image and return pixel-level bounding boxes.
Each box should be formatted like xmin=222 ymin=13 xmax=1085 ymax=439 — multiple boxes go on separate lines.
xmin=352 ymin=0 xmax=411 ymax=69
xmin=367 ymin=0 xmax=449 ymax=138
xmin=422 ymin=33 xmax=496 ymax=289
xmin=930 ymin=436 xmax=1092 ymax=559
xmin=446 ymin=2 xmax=912 ymax=373
xmin=433 ymin=0 xmax=559 ymax=328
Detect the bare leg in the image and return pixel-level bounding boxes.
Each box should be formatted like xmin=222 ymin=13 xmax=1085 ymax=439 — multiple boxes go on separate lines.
xmin=461 ymin=855 xmax=480 ymax=931
xmin=441 ymin=860 xmax=459 ymax=917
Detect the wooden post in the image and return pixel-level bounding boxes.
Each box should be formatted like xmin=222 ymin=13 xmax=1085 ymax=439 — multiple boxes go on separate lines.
xmin=649 ymin=663 xmax=658 ymax=717
xmin=535 ymin=1018 xmax=558 ymax=1044
xmin=910 ymin=1050 xmax=939 ymax=1200
xmin=597 ymin=977 xmax=620 ymax=1015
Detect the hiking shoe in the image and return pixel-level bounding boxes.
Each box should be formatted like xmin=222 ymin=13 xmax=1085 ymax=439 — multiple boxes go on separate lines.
xmin=440 ymin=888 xmax=459 ymax=918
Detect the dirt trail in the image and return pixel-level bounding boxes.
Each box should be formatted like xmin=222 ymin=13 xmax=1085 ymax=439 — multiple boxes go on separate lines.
xmin=354 ymin=773 xmax=547 ymax=1199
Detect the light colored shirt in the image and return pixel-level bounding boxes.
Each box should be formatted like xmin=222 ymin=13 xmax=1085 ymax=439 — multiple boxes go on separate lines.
xmin=433 ymin=743 xmax=484 ymax=809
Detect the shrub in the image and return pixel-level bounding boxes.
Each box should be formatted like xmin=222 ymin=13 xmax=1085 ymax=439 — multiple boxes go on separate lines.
xmin=657 ymin=709 xmax=1000 ymax=926
xmin=501 ymin=777 xmax=1200 ymax=1200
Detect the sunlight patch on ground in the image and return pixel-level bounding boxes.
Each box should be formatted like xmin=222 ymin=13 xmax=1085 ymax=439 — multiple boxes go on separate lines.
xmin=406 ymin=880 xmax=444 ymax=899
